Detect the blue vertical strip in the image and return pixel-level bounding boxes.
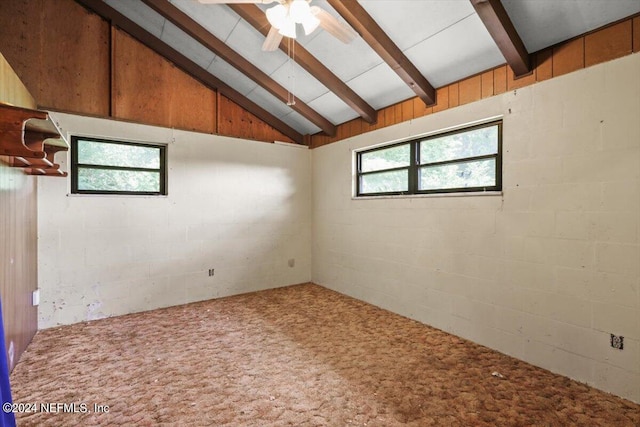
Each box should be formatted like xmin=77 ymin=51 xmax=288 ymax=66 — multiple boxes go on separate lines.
xmin=0 ymin=299 xmax=16 ymax=427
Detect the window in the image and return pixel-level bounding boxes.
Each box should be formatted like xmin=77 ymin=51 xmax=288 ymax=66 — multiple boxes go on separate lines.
xmin=356 ymin=120 xmax=501 ymax=196
xmin=71 ymin=136 xmax=167 ymax=195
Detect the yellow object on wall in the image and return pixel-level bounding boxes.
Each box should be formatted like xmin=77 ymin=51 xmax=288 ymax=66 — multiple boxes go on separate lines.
xmin=0 ymin=52 xmax=36 ymax=109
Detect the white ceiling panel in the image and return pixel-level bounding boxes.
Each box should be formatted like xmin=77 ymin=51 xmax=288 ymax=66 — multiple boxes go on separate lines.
xmin=160 ymin=20 xmax=217 ymax=70
xmin=405 ymin=14 xmax=505 ymax=88
xmin=245 ymin=85 xmax=298 ymax=120
xmin=502 ymin=0 xmax=640 ymax=53
xmin=224 ymin=20 xmax=290 ymax=76
xmin=168 ymin=0 xmax=240 ymax=42
xmin=104 ymin=0 xmax=165 ymax=38
xmin=279 ymin=110 xmax=323 ymax=135
xmin=307 ymin=92 xmax=360 ymax=125
xmin=347 ymin=63 xmax=414 ymax=110
xmin=303 ymin=31 xmax=383 ymax=82
xmin=106 ymin=1 xmax=217 ymax=73
xmin=359 ymin=0 xmax=476 ymax=51
xmin=268 ymin=61 xmax=329 ymax=104
xmin=207 ymin=57 xmax=258 ymax=96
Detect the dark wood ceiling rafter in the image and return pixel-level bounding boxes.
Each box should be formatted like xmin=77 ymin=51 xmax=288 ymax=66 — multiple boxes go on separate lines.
xmin=141 ymin=0 xmax=336 ymax=136
xmin=228 ymin=3 xmax=378 ymax=124
xmin=470 ymin=0 xmax=531 ymax=77
xmin=74 ymin=0 xmax=303 ymax=144
xmin=326 ymin=0 xmax=436 ymax=106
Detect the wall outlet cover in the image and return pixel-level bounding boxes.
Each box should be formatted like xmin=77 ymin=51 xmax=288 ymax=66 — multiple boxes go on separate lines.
xmin=610 ymin=334 xmax=624 ymax=350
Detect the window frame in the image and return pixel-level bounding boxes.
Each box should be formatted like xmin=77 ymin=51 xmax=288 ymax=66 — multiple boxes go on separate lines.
xmin=355 ymin=120 xmax=502 ymax=197
xmin=70 ymin=135 xmax=167 ymax=196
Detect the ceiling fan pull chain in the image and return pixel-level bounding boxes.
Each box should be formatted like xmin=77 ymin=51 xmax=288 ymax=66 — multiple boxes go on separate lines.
xmin=287 ymin=37 xmax=296 ymax=106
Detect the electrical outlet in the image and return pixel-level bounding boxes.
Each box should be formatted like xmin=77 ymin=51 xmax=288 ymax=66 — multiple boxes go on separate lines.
xmin=288 ymin=258 xmax=295 ymax=268
xmin=208 ymin=268 xmax=215 ymax=277
xmin=32 ymin=289 xmax=40 ymax=306
xmin=610 ymin=334 xmax=624 ymax=350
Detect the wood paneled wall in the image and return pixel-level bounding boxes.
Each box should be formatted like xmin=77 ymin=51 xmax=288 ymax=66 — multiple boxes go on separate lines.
xmin=0 ymin=53 xmax=38 ymax=372
xmin=310 ymin=15 xmax=640 ymax=148
xmin=0 ymin=0 xmax=110 ymax=115
xmin=0 ymin=0 xmax=293 ymax=144
xmin=0 ymin=164 xmax=38 ymax=373
xmin=111 ymin=29 xmax=217 ymax=134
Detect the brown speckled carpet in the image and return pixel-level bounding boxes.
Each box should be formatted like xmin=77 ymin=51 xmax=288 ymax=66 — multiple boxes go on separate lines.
xmin=10 ymin=283 xmax=640 ymax=426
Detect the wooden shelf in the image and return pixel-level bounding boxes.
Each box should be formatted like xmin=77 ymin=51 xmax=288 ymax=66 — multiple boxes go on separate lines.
xmin=0 ymin=103 xmax=69 ymax=177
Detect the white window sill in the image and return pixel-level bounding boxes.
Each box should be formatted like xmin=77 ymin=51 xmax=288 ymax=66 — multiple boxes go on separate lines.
xmin=66 ymin=193 xmax=168 ymax=198
xmin=352 ymin=191 xmax=502 ymax=200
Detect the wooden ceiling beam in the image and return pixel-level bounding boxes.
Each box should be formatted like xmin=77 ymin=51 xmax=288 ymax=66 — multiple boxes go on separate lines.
xmin=470 ymin=0 xmax=531 ymax=77
xmin=74 ymin=0 xmax=303 ymax=144
xmin=142 ymin=0 xmax=336 ymax=136
xmin=229 ymin=4 xmax=377 ymax=124
xmin=326 ymin=0 xmax=435 ymax=106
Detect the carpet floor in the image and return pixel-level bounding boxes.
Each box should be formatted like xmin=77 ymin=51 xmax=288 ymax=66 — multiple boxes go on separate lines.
xmin=9 ymin=283 xmax=640 ymax=426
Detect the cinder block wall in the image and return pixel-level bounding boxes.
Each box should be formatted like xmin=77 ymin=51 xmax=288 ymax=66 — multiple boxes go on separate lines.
xmin=37 ymin=113 xmax=312 ymax=328
xmin=312 ymin=53 xmax=640 ymax=402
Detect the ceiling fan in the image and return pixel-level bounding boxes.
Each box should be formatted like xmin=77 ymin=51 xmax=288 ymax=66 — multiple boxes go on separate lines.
xmin=198 ymin=0 xmax=358 ymax=51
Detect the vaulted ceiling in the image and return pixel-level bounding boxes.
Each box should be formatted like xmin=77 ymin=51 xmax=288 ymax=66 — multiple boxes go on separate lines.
xmin=77 ymin=0 xmax=640 ymax=142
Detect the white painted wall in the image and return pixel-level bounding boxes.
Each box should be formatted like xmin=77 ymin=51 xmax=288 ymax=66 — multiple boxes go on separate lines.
xmin=312 ymin=53 xmax=640 ymax=402
xmin=38 ymin=113 xmax=311 ymax=328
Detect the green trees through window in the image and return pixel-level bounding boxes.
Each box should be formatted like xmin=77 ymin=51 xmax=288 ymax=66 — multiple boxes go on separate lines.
xmin=71 ymin=137 xmax=167 ymax=195
xmin=356 ymin=121 xmax=501 ymax=196
xmin=360 ymin=145 xmax=410 ymax=193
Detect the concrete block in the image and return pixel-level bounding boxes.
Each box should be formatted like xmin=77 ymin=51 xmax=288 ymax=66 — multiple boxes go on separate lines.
xmin=500 ymin=187 xmax=531 ymax=211
xmin=554 ymin=211 xmax=592 ymax=240
xmin=494 ymin=306 xmax=524 ymax=335
xmin=592 ymin=301 xmax=640 ymax=340
xmin=522 ymin=237 xmax=554 ymax=264
xmin=555 ymin=267 xmax=592 ymax=299
xmin=596 ymin=242 xmax=640 ymax=276
xmin=503 ymin=261 xmax=555 ymax=293
xmin=552 ymin=239 xmax=595 ymax=269
xmin=589 ymin=272 xmax=639 ymax=308
xmin=563 ymin=149 xmax=640 ymax=183
xmin=551 ymin=294 xmax=592 ymax=328
xmin=520 ymin=312 xmax=556 ymax=345
xmin=551 ymin=349 xmax=594 ymax=386
xmin=525 ymin=211 xmax=555 ymax=238
xmin=507 ymin=158 xmax=564 ymax=187
xmin=592 ymin=361 xmax=640 ymax=404
xmin=85 ymin=244 xmax=133 ymax=267
xmin=530 ymin=183 xmax=600 ymax=212
xmin=592 ymin=211 xmax=638 ymax=244
xmin=601 ymin=336 xmax=640 ymax=374
xmin=601 ymin=180 xmax=640 ymax=212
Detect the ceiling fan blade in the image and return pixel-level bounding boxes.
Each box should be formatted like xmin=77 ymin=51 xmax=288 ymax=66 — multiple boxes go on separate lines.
xmin=311 ymin=6 xmax=357 ymax=44
xmin=262 ymin=26 xmax=283 ymax=51
xmin=198 ymin=0 xmax=277 ymax=4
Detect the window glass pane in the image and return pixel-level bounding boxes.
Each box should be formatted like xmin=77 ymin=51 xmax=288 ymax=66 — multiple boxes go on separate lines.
xmin=419 ymin=158 xmax=496 ymax=191
xmin=360 ymin=170 xmax=408 ymax=194
xmin=78 ymin=168 xmax=160 ymax=193
xmin=77 ymin=140 xmax=160 ymax=169
xmin=420 ymin=125 xmax=498 ymax=164
xmin=360 ymin=144 xmax=410 ymax=172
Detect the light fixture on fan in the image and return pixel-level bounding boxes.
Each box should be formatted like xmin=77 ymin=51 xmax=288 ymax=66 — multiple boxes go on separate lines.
xmin=266 ymin=0 xmax=320 ymax=39
xmin=198 ymin=0 xmax=357 ymax=51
